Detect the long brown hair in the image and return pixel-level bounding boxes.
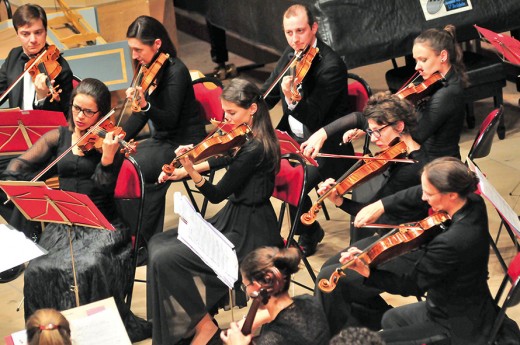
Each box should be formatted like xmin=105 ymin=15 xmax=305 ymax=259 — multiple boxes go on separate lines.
xmin=221 ymin=78 xmax=280 ymax=173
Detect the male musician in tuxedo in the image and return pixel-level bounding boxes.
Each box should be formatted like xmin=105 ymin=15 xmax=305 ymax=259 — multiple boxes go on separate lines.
xmin=261 ymin=3 xmax=354 ymax=256
xmin=0 ymin=4 xmax=73 ymax=115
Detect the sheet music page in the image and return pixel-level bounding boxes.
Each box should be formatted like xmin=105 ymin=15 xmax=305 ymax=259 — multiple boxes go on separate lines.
xmin=61 ymin=298 xmax=131 ymax=345
xmin=174 ymin=192 xmax=238 ymax=288
xmin=8 ymin=298 xmax=130 ymax=345
xmin=467 ymin=158 xmax=520 ymax=237
xmin=0 ymin=224 xmax=47 ymax=273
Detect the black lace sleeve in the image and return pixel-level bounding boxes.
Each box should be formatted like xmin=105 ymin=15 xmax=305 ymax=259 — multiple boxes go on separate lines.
xmin=322 ymin=111 xmax=366 ymax=138
xmin=1 ymin=129 xmax=60 ymax=181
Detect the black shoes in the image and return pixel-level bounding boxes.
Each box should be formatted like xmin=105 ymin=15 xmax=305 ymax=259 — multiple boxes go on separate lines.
xmin=0 ymin=264 xmax=25 ymax=283
xmin=298 ymin=225 xmax=325 ymax=257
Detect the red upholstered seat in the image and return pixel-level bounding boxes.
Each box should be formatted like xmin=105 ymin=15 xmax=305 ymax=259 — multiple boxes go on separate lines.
xmin=273 ymin=159 xmax=304 ymax=207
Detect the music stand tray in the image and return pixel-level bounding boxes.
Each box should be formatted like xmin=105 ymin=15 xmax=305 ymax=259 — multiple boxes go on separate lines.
xmin=0 ymin=109 xmax=67 ymax=155
xmin=0 ymin=181 xmax=115 ymax=306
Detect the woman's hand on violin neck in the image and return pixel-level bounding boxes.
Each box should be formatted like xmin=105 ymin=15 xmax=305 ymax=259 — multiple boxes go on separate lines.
xmin=340 ymin=247 xmax=363 ymax=264
xmin=343 ymin=128 xmax=365 ymax=144
xmin=126 ymin=86 xmax=146 ymax=108
xmin=100 ymin=131 xmax=122 ymax=166
xmin=318 ymin=178 xmax=343 ymax=206
xmin=301 ymin=128 xmax=327 ymax=159
xmin=175 ymin=144 xmax=194 ymax=157
xmin=353 ymin=200 xmax=385 ymax=228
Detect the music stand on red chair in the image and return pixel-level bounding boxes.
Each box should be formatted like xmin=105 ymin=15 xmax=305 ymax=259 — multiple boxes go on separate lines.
xmin=273 ymin=153 xmax=316 ymax=290
xmin=0 ymin=181 xmax=115 ymax=307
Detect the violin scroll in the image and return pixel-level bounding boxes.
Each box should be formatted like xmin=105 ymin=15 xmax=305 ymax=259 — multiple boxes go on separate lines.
xmin=300 ymin=203 xmax=321 ymax=225
xmin=318 ymin=269 xmax=345 ymax=293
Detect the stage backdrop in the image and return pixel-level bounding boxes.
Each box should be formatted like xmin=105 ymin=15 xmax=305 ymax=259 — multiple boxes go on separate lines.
xmin=175 ymin=0 xmax=520 ymax=69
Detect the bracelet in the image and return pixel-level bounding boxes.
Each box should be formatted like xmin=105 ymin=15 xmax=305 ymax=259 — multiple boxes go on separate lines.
xmin=141 ymin=102 xmax=151 ymax=112
xmin=194 ymin=176 xmax=205 ymax=186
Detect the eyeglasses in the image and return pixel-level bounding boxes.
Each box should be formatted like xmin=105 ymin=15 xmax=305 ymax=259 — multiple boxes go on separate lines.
xmin=240 ymin=281 xmax=254 ymax=292
xmin=71 ymin=104 xmax=99 ymax=118
xmin=365 ymin=122 xmax=395 ymax=139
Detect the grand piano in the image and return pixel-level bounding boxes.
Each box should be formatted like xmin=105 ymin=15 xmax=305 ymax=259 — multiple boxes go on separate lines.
xmin=175 ymin=0 xmax=520 ymax=69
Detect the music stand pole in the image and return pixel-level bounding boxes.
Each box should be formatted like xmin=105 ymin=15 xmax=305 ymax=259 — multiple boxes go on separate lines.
xmin=0 ymin=182 xmax=116 ymax=308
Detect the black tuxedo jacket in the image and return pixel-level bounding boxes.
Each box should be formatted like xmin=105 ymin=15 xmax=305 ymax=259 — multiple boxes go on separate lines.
xmin=0 ymin=46 xmax=73 ymax=115
xmin=261 ymin=39 xmax=354 ymax=179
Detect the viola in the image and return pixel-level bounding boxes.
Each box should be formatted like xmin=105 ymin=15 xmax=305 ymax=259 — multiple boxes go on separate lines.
xmin=241 ymin=267 xmax=284 ymax=335
xmin=262 ymin=45 xmax=314 ymax=99
xmin=130 ymin=52 xmax=170 ymax=112
xmin=395 ymin=72 xmax=444 ymax=105
xmin=77 ymin=118 xmax=137 ymax=157
xmin=300 ymin=140 xmax=408 ymax=225
xmin=25 ymin=45 xmax=63 ymax=103
xmin=161 ymin=121 xmax=253 ymax=175
xmin=30 ymin=109 xmax=134 ymax=183
xmin=289 ymin=46 xmax=319 ymax=103
xmin=318 ymin=212 xmax=451 ymax=293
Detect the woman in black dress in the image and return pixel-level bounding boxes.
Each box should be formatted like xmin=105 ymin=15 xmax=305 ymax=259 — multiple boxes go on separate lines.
xmin=123 ymin=16 xmax=206 ymax=250
xmin=221 ymin=246 xmax=330 ymax=345
xmin=301 ymin=24 xmax=467 ymax=160
xmin=314 ymin=92 xmax=430 ymax=334
xmin=2 ymin=78 xmax=149 ymax=341
xmin=150 ymin=78 xmax=283 ymax=344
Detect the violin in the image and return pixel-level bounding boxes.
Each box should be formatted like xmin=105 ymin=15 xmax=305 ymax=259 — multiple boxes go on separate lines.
xmin=30 ymin=109 xmax=135 ymax=183
xmin=289 ymin=46 xmax=319 ymax=103
xmin=318 ymin=212 xmax=451 ymax=293
xmin=241 ymin=267 xmax=284 ymax=335
xmin=130 ymin=52 xmax=170 ymax=112
xmin=161 ymin=121 xmax=253 ymax=175
xmin=0 ymin=46 xmax=63 ymax=105
xmin=77 ymin=117 xmax=137 ymax=157
xmin=395 ymin=72 xmax=444 ymax=105
xmin=25 ymin=45 xmax=63 ymax=103
xmin=262 ymin=45 xmax=317 ymax=99
xmin=301 ymin=140 xmax=408 ymax=225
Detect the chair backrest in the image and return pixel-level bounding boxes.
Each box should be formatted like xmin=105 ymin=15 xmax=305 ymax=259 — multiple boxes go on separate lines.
xmin=273 ymin=154 xmax=306 ymax=208
xmin=114 ymin=157 xmax=143 ymax=200
xmin=113 ymin=156 xmax=145 ymax=308
xmin=488 ymin=252 xmax=520 ymax=344
xmin=272 ymin=153 xmax=307 ymax=240
xmin=348 ymin=72 xmax=372 ymax=113
xmin=72 ymin=75 xmax=82 ymax=89
xmin=468 ymin=106 xmax=504 ymax=160
xmin=191 ymin=74 xmax=224 ymax=123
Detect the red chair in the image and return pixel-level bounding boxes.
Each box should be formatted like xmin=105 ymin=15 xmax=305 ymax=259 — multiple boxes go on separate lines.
xmin=114 ymin=156 xmax=145 ymax=308
xmin=179 ymin=73 xmax=224 ymax=217
xmin=468 ymin=106 xmax=504 ymax=160
xmin=348 ymin=72 xmax=372 ymax=113
xmin=273 ymin=153 xmax=316 ymax=290
xmin=488 ymin=252 xmax=520 ymax=344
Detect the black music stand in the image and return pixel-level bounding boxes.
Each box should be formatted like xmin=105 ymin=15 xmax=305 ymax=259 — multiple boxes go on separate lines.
xmin=0 ymin=181 xmax=114 ymax=307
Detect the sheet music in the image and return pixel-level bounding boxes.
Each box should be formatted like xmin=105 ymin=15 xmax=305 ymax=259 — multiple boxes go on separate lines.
xmin=6 ymin=298 xmax=131 ymax=345
xmin=0 ymin=224 xmax=47 ymax=273
xmin=467 ymin=158 xmax=520 ymax=237
xmin=174 ymin=192 xmax=238 ymax=288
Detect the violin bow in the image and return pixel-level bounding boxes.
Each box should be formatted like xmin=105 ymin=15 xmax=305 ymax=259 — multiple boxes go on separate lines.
xmin=315 ymin=153 xmax=416 ymax=163
xmin=262 ymin=45 xmax=309 ymax=99
xmin=0 ymin=50 xmax=48 ymax=104
xmin=31 ymin=108 xmax=117 ymax=182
